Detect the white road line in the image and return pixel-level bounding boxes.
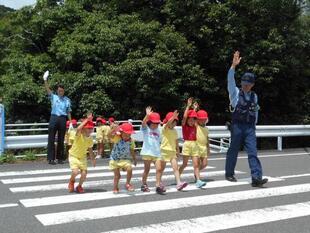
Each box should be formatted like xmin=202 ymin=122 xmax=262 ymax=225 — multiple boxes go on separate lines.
xmin=208 ymin=152 xmax=309 ymax=161
xmin=1 ymin=166 xmax=214 ymax=184
xmin=0 ymin=162 xmax=189 ymax=177
xmin=11 ymin=170 xmax=244 ymax=193
xmin=36 ymin=180 xmax=305 ymax=226
xmin=20 ymin=176 xmax=281 ymax=208
xmin=278 ymin=173 xmax=310 ymax=179
xmin=0 ymin=203 xmax=19 ymax=208
xmin=102 ymin=201 xmax=310 ymax=233
xmin=0 ymin=152 xmax=307 ymax=177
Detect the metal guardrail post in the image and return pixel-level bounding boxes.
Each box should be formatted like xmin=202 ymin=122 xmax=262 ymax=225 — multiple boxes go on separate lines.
xmin=277 ymin=136 xmax=283 ymax=151
xmin=0 ymin=104 xmax=5 ymax=156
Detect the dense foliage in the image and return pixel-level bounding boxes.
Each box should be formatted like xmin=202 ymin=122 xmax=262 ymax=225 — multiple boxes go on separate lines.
xmin=0 ymin=0 xmax=309 ymax=125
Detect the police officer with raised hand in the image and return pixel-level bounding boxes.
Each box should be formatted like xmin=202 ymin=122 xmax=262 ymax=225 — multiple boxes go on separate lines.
xmin=225 ymin=51 xmax=268 ymax=187
xmin=43 ymin=70 xmax=72 ymax=165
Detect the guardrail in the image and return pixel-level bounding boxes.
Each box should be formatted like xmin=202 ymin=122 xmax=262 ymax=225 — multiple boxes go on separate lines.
xmin=3 ymin=124 xmax=310 ymax=155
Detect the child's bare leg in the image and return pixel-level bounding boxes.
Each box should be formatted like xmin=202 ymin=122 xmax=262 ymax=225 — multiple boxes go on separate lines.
xmin=126 ymin=166 xmax=133 ymax=184
xmin=192 ymin=157 xmax=201 ymax=180
xmin=200 ymin=157 xmax=208 ymax=170
xmin=113 ymin=169 xmax=121 ymax=190
xmin=79 ymin=170 xmax=87 ymax=186
xmin=142 ymin=160 xmax=151 ymax=185
xmin=179 ymin=156 xmax=189 ymax=175
xmin=70 ymin=169 xmax=79 ymax=182
xmin=155 ymin=160 xmax=166 ymax=187
xmin=171 ymin=158 xmax=181 ymax=184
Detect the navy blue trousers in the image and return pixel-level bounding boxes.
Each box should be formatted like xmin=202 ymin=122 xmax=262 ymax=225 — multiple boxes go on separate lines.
xmin=225 ymin=123 xmax=263 ymax=180
xmin=47 ymin=115 xmax=66 ymax=161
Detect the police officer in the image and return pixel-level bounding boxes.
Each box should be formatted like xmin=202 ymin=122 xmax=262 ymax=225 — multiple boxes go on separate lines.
xmin=225 ymin=51 xmax=268 ymax=187
xmin=43 ymin=71 xmax=72 ymax=165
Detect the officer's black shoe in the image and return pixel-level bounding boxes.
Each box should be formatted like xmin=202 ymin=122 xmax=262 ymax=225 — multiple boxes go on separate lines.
xmin=251 ymin=178 xmax=268 ymax=187
xmin=57 ymin=160 xmax=64 ymax=164
xmin=225 ymin=176 xmax=237 ymax=182
xmin=48 ymin=160 xmax=56 ymax=165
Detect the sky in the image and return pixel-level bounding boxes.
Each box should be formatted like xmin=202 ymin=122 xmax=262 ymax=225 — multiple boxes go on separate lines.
xmin=0 ymin=0 xmax=36 ymax=9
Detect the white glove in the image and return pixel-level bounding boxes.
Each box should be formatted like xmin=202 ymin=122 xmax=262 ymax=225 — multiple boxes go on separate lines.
xmin=69 ymin=123 xmax=73 ymax=130
xmin=43 ymin=70 xmax=49 ymax=81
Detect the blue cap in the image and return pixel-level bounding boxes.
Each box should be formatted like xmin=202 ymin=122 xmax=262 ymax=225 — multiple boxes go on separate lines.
xmin=241 ymin=72 xmax=255 ymax=85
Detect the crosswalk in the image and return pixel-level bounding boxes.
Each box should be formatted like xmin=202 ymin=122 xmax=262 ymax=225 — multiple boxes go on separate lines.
xmin=1 ymin=157 xmax=310 ymax=233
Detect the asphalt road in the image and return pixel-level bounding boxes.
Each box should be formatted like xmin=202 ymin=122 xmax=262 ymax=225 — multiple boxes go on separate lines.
xmin=0 ymin=148 xmax=310 ymax=233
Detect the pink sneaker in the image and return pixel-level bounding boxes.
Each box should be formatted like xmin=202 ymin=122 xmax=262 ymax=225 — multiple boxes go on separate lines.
xmin=177 ymin=181 xmax=188 ymax=191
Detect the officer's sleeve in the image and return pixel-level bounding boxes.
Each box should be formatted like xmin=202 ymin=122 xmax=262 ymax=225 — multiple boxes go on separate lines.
xmin=255 ymin=94 xmax=259 ymax=124
xmin=227 ymin=68 xmax=239 ymax=108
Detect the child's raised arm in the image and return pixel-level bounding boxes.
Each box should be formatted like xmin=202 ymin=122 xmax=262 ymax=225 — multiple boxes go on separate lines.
xmin=164 ymin=110 xmax=179 ymax=129
xmin=182 ymin=98 xmax=193 ymax=126
xmin=77 ymin=113 xmax=93 ymax=135
xmin=142 ymin=106 xmax=153 ymax=128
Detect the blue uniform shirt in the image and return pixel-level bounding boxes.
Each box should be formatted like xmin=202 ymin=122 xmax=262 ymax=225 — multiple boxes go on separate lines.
xmin=49 ymin=93 xmax=71 ymax=116
xmin=227 ymin=68 xmax=258 ymax=124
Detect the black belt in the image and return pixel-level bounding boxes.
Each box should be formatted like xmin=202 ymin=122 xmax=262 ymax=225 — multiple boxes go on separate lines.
xmin=51 ymin=114 xmax=67 ymax=118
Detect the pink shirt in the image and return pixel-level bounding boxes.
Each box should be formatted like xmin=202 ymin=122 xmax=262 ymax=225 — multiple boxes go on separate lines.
xmin=182 ymin=124 xmax=197 ymax=141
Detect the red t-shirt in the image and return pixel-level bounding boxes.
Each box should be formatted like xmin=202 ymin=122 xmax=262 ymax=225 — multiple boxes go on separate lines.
xmin=182 ymin=124 xmax=197 ymax=141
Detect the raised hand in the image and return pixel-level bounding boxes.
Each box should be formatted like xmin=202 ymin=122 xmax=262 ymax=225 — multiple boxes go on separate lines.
xmin=43 ymin=70 xmax=49 ymax=81
xmin=232 ymin=51 xmax=242 ymax=68
xmin=187 ymin=97 xmax=193 ymax=108
xmin=86 ymin=113 xmax=93 ymax=122
xmin=193 ymin=101 xmax=199 ymax=111
xmin=146 ymin=106 xmax=153 ymax=116
xmin=173 ymin=110 xmax=179 ymax=120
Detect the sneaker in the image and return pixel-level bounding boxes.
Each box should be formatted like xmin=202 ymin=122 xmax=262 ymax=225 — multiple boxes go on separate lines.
xmin=196 ymin=179 xmax=206 ymax=188
xmin=225 ymin=176 xmax=237 ymax=182
xmin=176 ymin=181 xmax=188 ymax=191
xmin=113 ymin=188 xmax=119 ymax=194
xmin=160 ymin=183 xmax=166 ymax=192
xmin=141 ymin=184 xmax=150 ymax=192
xmin=57 ymin=160 xmax=64 ymax=164
xmin=125 ymin=183 xmax=135 ymax=192
xmin=68 ymin=180 xmax=74 ymax=193
xmin=156 ymin=186 xmax=165 ymax=194
xmin=251 ymin=178 xmax=268 ymax=187
xmin=76 ymin=185 xmax=84 ymax=193
xmin=48 ymin=160 xmax=56 ymax=165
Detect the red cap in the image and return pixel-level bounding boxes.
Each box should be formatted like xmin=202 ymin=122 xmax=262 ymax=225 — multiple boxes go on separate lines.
xmin=96 ymin=117 xmax=106 ymax=125
xmin=187 ymin=110 xmax=198 ymax=118
xmin=109 ymin=117 xmax=115 ymax=123
xmin=119 ymin=122 xmax=135 ymax=134
xmin=71 ymin=119 xmax=77 ymax=126
xmin=83 ymin=120 xmax=94 ymax=129
xmin=148 ymin=112 xmax=161 ymax=124
xmin=66 ymin=120 xmax=70 ymax=129
xmin=197 ymin=110 xmax=208 ymax=120
xmin=163 ymin=112 xmax=178 ymax=124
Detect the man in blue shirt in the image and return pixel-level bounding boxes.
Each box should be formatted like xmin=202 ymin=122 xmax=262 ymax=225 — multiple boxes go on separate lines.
xmin=43 ymin=71 xmax=72 ymax=165
xmin=225 ymin=51 xmax=268 ymax=187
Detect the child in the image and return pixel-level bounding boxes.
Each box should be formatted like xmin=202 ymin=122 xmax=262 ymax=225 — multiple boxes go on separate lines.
xmin=68 ymin=114 xmax=96 ymax=193
xmin=161 ymin=111 xmax=188 ymax=191
xmin=109 ymin=122 xmax=137 ymax=194
xmin=65 ymin=119 xmax=78 ymax=159
xmin=179 ymin=98 xmax=206 ymax=188
xmin=140 ymin=106 xmax=165 ymax=194
xmin=196 ymin=110 xmax=210 ymax=176
xmin=95 ymin=117 xmax=106 ymax=159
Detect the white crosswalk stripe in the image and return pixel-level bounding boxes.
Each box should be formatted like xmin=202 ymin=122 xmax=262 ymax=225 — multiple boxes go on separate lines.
xmin=1 ymin=166 xmax=215 ymax=184
xmin=102 ymin=201 xmax=310 ymax=233
xmin=2 ymin=161 xmax=310 ymax=233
